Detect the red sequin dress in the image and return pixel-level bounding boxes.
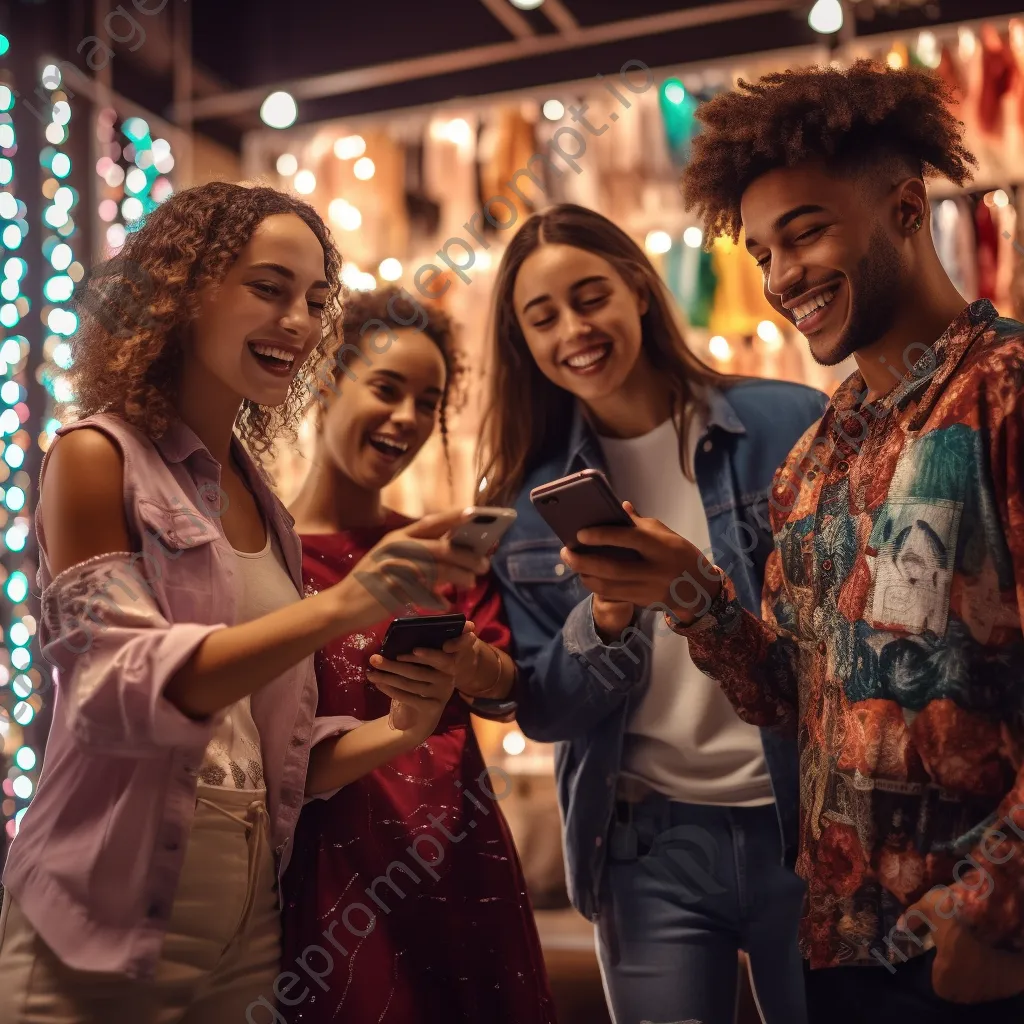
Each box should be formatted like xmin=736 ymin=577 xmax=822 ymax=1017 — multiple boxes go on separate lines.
xmin=282 ymin=514 xmax=557 ymax=1024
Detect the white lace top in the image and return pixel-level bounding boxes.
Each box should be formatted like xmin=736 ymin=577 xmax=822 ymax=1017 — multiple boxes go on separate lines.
xmin=198 ymin=526 xmax=300 ymax=789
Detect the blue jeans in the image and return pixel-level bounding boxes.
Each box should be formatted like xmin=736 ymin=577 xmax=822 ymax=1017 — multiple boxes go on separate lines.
xmin=596 ymin=797 xmax=807 ymax=1024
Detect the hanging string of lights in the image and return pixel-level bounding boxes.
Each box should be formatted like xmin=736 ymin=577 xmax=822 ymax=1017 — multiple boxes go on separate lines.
xmin=97 ymin=112 xmax=174 ymax=258
xmin=0 ymin=30 xmax=50 ymax=844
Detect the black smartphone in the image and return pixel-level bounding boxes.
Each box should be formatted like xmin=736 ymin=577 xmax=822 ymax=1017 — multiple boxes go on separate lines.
xmin=379 ymin=613 xmax=467 ymax=661
xmin=529 ymin=468 xmax=642 ymax=562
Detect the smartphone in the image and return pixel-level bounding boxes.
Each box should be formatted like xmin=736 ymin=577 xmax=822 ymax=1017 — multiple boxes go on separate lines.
xmin=529 ymin=469 xmax=641 ymax=561
xmin=379 ymin=613 xmax=467 ymax=661
xmin=448 ymin=506 xmax=518 ymax=557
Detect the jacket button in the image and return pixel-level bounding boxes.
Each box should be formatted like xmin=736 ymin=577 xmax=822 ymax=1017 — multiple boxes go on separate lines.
xmin=837 ymin=460 xmax=850 ymax=473
xmin=822 ymin=558 xmax=833 ymax=572
xmin=595 ymin=836 xmax=603 ymax=848
xmin=702 ymin=439 xmax=713 ymax=453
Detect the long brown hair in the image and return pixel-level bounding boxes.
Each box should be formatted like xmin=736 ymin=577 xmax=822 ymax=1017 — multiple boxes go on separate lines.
xmin=477 ymin=203 xmax=739 ymax=506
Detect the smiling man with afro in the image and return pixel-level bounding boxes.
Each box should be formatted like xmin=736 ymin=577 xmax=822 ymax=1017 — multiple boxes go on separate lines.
xmin=668 ymin=60 xmax=1024 ymax=1024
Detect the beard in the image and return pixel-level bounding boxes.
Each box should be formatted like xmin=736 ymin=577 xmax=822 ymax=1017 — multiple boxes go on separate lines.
xmin=809 ymin=226 xmax=905 ymax=367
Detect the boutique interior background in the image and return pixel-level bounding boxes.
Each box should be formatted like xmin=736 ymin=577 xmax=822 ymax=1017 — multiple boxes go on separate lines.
xmin=4 ymin=3 xmax=1024 ymax=1020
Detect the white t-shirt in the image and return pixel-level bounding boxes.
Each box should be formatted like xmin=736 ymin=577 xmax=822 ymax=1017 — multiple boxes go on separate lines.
xmin=198 ymin=528 xmax=300 ymax=790
xmin=597 ymin=415 xmax=775 ymax=807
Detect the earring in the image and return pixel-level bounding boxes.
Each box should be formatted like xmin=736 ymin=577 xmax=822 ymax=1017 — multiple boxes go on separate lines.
xmin=912 ymin=215 xmax=924 ymax=232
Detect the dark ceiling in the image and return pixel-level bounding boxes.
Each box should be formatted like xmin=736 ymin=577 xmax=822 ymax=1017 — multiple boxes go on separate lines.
xmin=8 ymin=0 xmax=1024 ymax=152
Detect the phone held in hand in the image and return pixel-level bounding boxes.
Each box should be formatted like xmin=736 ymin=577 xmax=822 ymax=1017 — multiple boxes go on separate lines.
xmin=529 ymin=468 xmax=642 ymax=562
xmin=379 ymin=613 xmax=467 ymax=661
xmin=448 ymin=506 xmax=518 ymax=557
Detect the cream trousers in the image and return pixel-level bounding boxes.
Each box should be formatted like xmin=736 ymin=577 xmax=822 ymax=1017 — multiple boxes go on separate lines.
xmin=0 ymin=785 xmax=281 ymax=1024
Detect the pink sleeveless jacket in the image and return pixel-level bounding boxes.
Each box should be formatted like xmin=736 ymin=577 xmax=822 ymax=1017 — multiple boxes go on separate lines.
xmin=2 ymin=412 xmax=355 ymax=979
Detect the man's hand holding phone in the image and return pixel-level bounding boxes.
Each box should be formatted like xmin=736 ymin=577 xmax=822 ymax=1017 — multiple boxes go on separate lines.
xmin=561 ymin=501 xmax=723 ymax=627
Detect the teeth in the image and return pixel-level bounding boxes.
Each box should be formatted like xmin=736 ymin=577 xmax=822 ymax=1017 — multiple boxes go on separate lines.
xmin=250 ymin=343 xmax=296 ymax=364
xmin=793 ymin=290 xmax=836 ymax=323
xmin=566 ymin=345 xmax=610 ymax=369
xmin=370 ymin=433 xmax=408 ymax=453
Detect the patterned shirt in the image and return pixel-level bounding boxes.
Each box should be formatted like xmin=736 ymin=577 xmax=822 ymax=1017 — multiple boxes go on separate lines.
xmin=677 ymin=300 xmax=1024 ymax=969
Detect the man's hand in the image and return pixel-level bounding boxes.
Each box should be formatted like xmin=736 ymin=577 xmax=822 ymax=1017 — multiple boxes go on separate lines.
xmin=561 ymin=502 xmax=721 ymax=625
xmin=901 ymin=889 xmax=1024 ymax=1003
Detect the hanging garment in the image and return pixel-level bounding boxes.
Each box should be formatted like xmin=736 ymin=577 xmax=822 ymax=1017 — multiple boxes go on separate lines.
xmin=480 ymin=108 xmax=538 ymax=228
xmin=1011 ymin=187 xmax=1024 ymax=322
xmin=995 ymin=201 xmax=1019 ymax=315
xmin=955 ymin=196 xmax=980 ymax=302
xmin=933 ymin=197 xmax=968 ymax=297
xmin=707 ymin=235 xmax=787 ymax=339
xmin=424 ymin=117 xmax=479 ymax=245
xmin=975 ymin=197 xmax=1000 ymax=301
xmin=937 ymin=43 xmax=965 ymax=113
xmin=404 ymin=139 xmax=442 ymax=244
xmin=979 ymin=25 xmax=1017 ymax=138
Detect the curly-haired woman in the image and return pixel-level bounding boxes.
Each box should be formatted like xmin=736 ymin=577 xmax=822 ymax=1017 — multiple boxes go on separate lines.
xmin=0 ymin=184 xmax=489 ymax=1023
xmin=279 ymin=286 xmax=556 ymax=1024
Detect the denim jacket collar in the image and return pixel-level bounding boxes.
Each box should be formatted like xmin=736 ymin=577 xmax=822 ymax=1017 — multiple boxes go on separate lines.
xmin=562 ymin=385 xmax=746 ymax=475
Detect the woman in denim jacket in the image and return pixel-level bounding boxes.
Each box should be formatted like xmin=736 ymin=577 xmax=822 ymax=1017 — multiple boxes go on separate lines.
xmin=479 ymin=204 xmax=827 ymax=1024
xmin=0 ymin=184 xmax=487 ymax=1023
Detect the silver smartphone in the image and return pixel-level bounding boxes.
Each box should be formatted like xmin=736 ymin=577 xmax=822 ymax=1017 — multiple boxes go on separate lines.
xmin=448 ymin=506 xmax=518 ymax=557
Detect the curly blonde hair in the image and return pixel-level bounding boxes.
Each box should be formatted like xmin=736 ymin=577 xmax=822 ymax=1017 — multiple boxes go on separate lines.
xmin=69 ymin=181 xmax=343 ymax=460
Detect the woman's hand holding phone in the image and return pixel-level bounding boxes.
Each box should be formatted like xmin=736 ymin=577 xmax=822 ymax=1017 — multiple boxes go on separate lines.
xmin=366 ymin=621 xmax=478 ymax=744
xmin=561 ymin=501 xmax=723 ymax=627
xmin=329 ymin=510 xmax=491 ymax=633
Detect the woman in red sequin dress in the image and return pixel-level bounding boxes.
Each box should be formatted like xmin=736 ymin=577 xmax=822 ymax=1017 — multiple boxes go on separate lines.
xmin=281 ymin=288 xmax=557 ymax=1024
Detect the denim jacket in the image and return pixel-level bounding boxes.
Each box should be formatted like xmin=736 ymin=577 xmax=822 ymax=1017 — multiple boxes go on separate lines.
xmin=492 ymin=380 xmax=829 ymax=921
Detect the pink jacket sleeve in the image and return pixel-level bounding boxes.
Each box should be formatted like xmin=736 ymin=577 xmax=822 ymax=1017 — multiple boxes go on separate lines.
xmin=41 ymin=552 xmax=227 ymax=754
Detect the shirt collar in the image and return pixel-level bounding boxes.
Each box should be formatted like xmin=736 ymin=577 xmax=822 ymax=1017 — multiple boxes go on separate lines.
xmin=829 ymin=299 xmax=999 ymax=429
xmin=562 ymin=384 xmax=744 ymax=473
xmin=153 ymin=418 xmax=295 ymax=528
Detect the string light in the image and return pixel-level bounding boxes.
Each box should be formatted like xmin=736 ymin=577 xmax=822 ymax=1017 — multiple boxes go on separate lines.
xmin=0 ymin=35 xmax=44 ymax=841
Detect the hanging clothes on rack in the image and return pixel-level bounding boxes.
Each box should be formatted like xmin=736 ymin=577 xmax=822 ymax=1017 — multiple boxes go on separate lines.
xmin=955 ymin=195 xmax=980 ymax=302
xmin=1011 ymin=187 xmax=1024 ymax=322
xmin=995 ymin=200 xmax=1019 ymax=315
xmin=479 ymin=108 xmax=538 ymax=227
xmin=707 ymin=235 xmax=788 ymax=339
xmin=974 ymin=197 xmax=1000 ymax=300
xmin=979 ymin=25 xmax=1017 ymax=138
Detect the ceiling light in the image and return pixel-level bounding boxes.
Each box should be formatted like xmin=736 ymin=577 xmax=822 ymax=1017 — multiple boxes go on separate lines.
xmin=260 ymin=91 xmax=297 ymax=130
xmin=293 ymin=170 xmax=316 ymax=194
xmin=276 ymin=153 xmax=298 ymax=176
xmin=542 ymin=99 xmax=564 ymax=121
xmin=645 ymin=230 xmax=672 ymax=255
xmin=353 ymin=157 xmax=375 ymax=181
xmin=757 ymin=320 xmax=782 ymax=348
xmin=683 ymin=227 xmax=703 ymax=248
xmin=379 ymin=258 xmax=403 ymax=282
xmin=334 ymin=135 xmax=366 ymax=160
xmin=509 ymin=0 xmax=545 ymax=9
xmin=663 ymin=80 xmax=686 ymax=105
xmin=709 ymin=336 xmax=733 ymax=361
xmin=808 ymin=0 xmax=843 ymax=35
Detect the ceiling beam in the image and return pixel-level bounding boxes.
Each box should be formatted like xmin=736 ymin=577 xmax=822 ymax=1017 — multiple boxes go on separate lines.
xmin=478 ymin=0 xmax=537 ymax=38
xmin=174 ymin=0 xmax=800 ymax=123
xmin=540 ymin=0 xmax=580 ymax=34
